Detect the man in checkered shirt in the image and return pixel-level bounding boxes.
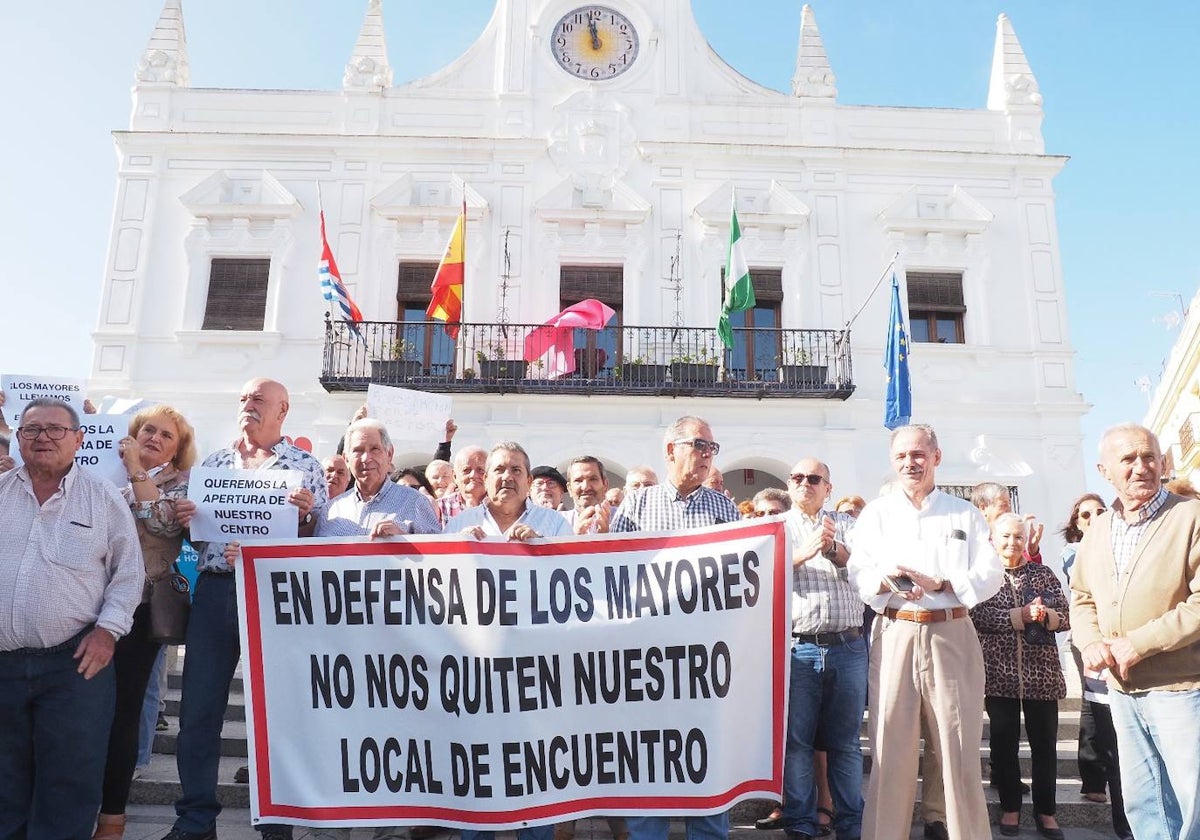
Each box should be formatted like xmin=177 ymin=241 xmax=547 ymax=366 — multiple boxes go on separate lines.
xmin=609 ymin=414 xmax=739 ymax=840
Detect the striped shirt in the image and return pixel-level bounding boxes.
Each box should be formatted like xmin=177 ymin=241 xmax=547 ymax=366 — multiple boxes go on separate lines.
xmin=195 ymin=439 xmax=328 ymax=573
xmin=610 ymin=482 xmax=740 ymax=533
xmin=1110 ymin=488 xmax=1168 ymax=578
xmin=0 ymin=465 xmax=144 ymax=649
xmin=785 ymin=507 xmax=861 ymax=633
xmin=316 ymin=480 xmax=441 ymax=537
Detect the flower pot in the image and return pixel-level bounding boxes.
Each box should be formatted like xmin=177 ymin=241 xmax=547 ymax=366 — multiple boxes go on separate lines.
xmin=670 ymin=362 xmax=719 ymax=385
xmin=478 ymin=360 xmax=528 ymax=380
xmin=370 ymin=359 xmax=422 ymax=382
xmin=618 ymin=363 xmax=668 ymax=385
xmin=778 ymin=364 xmax=829 ymax=387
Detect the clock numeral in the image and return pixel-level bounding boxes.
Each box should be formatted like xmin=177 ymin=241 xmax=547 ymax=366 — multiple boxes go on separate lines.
xmin=561 ymin=23 xmax=573 ymax=33
xmin=561 ymin=52 xmax=572 ymax=64
xmin=556 ymin=36 xmax=567 ymax=47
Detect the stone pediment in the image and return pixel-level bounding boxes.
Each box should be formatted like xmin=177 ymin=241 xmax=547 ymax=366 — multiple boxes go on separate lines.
xmin=370 ymin=175 xmax=489 ymax=222
xmin=533 ymin=176 xmax=651 ymax=225
xmin=178 ymin=171 xmax=300 ymax=220
xmin=694 ymin=181 xmax=811 ymax=230
xmin=878 ymin=186 xmax=994 ymax=235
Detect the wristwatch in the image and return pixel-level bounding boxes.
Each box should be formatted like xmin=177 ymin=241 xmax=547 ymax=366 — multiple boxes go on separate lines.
xmin=128 ymin=471 xmax=149 ymax=483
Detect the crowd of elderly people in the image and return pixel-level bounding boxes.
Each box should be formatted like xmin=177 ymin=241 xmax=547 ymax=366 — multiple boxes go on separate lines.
xmin=1 ymin=379 xmax=1196 ymax=840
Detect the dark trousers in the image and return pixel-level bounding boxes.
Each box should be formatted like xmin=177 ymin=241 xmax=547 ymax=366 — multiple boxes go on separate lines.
xmin=985 ymin=696 xmax=1058 ymax=815
xmin=1071 ymin=645 xmax=1108 ymax=795
xmin=0 ymin=632 xmax=116 ymax=840
xmin=1090 ymin=701 xmax=1132 ymax=838
xmin=101 ymin=602 xmax=163 ymax=814
xmin=174 ymin=572 xmax=291 ymax=838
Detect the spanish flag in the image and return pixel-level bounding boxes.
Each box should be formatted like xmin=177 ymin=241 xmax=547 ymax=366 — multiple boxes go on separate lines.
xmin=426 ymin=201 xmax=465 ymax=338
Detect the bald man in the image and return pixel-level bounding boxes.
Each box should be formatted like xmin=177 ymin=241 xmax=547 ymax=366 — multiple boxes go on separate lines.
xmin=166 ymin=379 xmax=327 ymax=840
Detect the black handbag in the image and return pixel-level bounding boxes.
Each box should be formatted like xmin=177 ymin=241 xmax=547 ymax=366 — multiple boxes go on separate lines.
xmin=148 ymin=564 xmax=191 ymax=645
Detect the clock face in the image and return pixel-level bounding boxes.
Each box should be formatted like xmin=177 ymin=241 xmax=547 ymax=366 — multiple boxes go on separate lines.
xmin=551 ymin=6 xmax=639 ymax=80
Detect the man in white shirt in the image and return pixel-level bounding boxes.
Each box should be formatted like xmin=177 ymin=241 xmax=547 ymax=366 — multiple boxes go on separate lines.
xmin=0 ymin=398 xmax=143 ymax=839
xmin=847 ymin=424 xmax=1002 ymax=840
xmin=447 ymin=443 xmax=572 ymax=541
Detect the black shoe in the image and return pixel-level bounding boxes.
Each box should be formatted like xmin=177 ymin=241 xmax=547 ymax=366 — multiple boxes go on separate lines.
xmin=998 ymin=824 xmax=1019 ymax=838
xmin=784 ymin=834 xmax=815 ymax=840
xmin=156 ymin=713 xmax=170 ymax=731
xmin=1033 ymin=815 xmax=1064 ymax=840
xmin=755 ymin=814 xmax=786 ymax=830
xmin=161 ymin=829 xmax=216 ymax=840
xmin=233 ymin=765 xmax=249 ymax=784
xmin=258 ymin=828 xmax=292 ymax=840
xmin=923 ymin=821 xmax=949 ymax=840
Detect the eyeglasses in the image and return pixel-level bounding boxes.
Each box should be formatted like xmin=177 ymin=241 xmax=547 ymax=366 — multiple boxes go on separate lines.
xmin=752 ymin=508 xmax=786 ymax=517
xmin=789 ymin=473 xmax=826 ymax=486
xmin=17 ymin=424 xmax=78 ymax=441
xmin=1078 ymin=508 xmax=1106 ymax=521
xmin=671 ymin=438 xmax=720 ymax=456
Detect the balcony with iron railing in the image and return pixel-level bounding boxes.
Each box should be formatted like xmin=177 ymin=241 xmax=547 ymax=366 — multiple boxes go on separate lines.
xmin=320 ymin=317 xmax=855 ymax=399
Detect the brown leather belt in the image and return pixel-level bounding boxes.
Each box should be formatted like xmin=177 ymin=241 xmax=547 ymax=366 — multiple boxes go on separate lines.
xmin=884 ymin=606 xmax=968 ymax=623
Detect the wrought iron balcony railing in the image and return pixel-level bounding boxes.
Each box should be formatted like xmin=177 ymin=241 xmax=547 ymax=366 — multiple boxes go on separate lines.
xmin=320 ymin=317 xmax=855 ymax=399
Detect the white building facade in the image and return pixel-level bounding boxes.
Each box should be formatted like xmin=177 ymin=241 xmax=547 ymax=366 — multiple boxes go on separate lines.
xmin=91 ymin=0 xmax=1087 ymax=537
xmin=1145 ymin=288 xmax=1200 ymax=483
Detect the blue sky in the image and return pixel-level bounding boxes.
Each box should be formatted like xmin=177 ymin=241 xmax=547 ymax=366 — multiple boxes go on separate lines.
xmin=2 ymin=1 xmax=1197 ymax=497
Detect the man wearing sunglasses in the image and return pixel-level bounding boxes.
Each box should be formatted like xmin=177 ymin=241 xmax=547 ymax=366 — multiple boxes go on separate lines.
xmin=779 ymin=459 xmax=864 ymax=840
xmin=610 ymin=415 xmax=739 ymax=840
xmin=0 ymin=398 xmax=143 ymax=839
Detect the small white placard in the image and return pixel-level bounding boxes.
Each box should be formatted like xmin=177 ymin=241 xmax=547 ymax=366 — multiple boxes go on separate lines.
xmin=366 ymin=384 xmax=452 ymax=449
xmin=187 ymin=467 xmax=302 ymax=543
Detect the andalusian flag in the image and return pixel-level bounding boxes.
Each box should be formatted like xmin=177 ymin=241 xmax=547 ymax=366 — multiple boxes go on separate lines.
xmin=426 ymin=200 xmax=465 ymax=338
xmin=717 ymin=204 xmax=755 ymax=348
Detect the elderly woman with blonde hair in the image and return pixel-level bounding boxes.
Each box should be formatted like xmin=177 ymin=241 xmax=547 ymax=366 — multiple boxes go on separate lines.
xmin=93 ymin=405 xmax=197 ymax=840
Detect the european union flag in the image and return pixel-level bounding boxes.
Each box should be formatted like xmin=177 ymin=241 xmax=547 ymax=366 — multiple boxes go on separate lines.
xmin=884 ymin=275 xmax=912 ymax=430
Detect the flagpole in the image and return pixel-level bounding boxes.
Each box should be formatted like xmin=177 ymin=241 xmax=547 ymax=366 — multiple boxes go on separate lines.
xmin=459 ymin=187 xmax=468 ymax=379
xmin=843 ymin=251 xmax=901 ymax=331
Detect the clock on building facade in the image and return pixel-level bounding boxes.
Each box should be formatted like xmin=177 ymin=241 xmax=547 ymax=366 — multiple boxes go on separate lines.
xmin=551 ymin=6 xmax=639 ymax=80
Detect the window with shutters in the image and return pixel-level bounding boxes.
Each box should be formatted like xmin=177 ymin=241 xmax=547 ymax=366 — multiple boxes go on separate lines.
xmin=560 ymin=266 xmax=623 ymax=377
xmin=907 ymin=271 xmax=966 ymax=344
xmin=201 ymin=258 xmax=270 ymax=330
xmin=723 ymin=268 xmax=783 ymax=380
xmin=397 ymin=262 xmax=455 ymax=376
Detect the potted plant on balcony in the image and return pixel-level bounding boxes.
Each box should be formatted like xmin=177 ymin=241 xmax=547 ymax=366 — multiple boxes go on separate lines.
xmin=777 ymin=347 xmax=829 ymax=387
xmin=618 ymin=354 xmax=669 ymax=385
xmin=476 ymin=342 xmax=527 ymax=380
xmin=669 ymin=346 xmax=720 ymax=385
xmin=370 ymin=337 xmax=422 ymax=382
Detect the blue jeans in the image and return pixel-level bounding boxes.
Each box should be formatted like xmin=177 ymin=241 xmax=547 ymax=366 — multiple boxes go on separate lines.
xmin=0 ymin=634 xmax=117 ymax=839
xmin=1109 ymin=687 xmax=1200 ymax=840
xmin=782 ymin=636 xmax=867 ymax=838
xmin=462 ymin=828 xmax=553 ymax=840
xmin=138 ymin=646 xmax=167 ymax=768
xmin=174 ymin=572 xmax=244 ymax=834
xmin=626 ymin=813 xmax=728 ymax=840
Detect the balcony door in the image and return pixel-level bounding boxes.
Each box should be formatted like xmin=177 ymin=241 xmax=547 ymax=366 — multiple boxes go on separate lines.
xmin=397 ymin=262 xmax=456 ymax=376
xmin=725 ymin=268 xmax=782 ymax=381
xmin=559 ymin=266 xmax=623 ymax=377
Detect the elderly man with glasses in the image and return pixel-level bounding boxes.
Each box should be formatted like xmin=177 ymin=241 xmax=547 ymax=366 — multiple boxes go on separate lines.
xmin=778 ymin=458 xmax=864 ymax=840
xmin=0 ymin=398 xmax=143 ymax=839
xmin=609 ymin=414 xmax=739 ymax=840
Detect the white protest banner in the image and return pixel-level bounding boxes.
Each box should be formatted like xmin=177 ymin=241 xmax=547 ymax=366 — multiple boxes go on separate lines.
xmin=188 ymin=467 xmax=302 ymax=542
xmin=75 ymin=415 xmax=130 ymax=486
xmin=236 ymin=520 xmax=790 ymax=829
xmin=1 ymin=373 xmax=87 ymax=427
xmin=366 ymin=384 xmax=451 ymax=449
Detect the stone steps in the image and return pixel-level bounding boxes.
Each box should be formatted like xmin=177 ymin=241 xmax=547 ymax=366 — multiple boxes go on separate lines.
xmin=134 ymin=663 xmax=1115 ymax=832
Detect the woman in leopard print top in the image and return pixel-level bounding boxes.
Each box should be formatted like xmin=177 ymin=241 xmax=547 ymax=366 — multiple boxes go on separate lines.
xmin=970 ymin=513 xmax=1069 ymax=839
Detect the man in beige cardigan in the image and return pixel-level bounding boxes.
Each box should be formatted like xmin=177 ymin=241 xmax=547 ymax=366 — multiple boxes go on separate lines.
xmin=1071 ymin=423 xmax=1200 ymax=840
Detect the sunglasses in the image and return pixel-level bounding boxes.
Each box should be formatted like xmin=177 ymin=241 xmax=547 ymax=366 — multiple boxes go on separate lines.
xmin=752 ymin=508 xmax=787 ymax=517
xmin=671 ymin=438 xmax=720 ymax=456
xmin=789 ymin=473 xmax=826 ymax=486
xmin=1078 ymin=508 xmax=1106 ymax=521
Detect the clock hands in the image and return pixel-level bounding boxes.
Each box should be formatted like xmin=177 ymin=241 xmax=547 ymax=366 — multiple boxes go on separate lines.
xmin=587 ymin=17 xmax=602 ymax=51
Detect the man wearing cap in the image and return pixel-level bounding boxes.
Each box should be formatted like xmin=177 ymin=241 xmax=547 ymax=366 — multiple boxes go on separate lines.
xmin=848 ymin=424 xmax=1002 ymax=840
xmin=530 ymin=464 xmax=568 ymax=511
